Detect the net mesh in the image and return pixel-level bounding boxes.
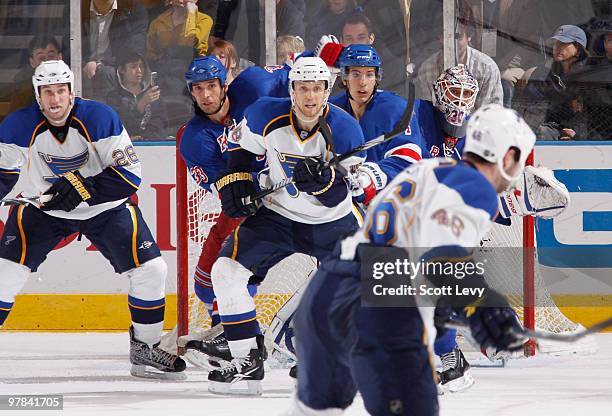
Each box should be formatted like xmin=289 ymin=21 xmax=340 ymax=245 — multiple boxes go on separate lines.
xmin=178 ymin=174 xmax=596 ymax=356
xmin=481 ymin=222 xmax=597 ymax=355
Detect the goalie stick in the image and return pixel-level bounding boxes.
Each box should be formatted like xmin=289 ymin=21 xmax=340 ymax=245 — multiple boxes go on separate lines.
xmin=243 ymin=81 xmax=416 ymax=205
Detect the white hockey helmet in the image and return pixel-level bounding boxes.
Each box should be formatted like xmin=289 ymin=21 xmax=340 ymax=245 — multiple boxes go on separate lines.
xmin=32 ymin=60 xmax=74 ymax=104
xmin=464 ymin=104 xmax=536 ymax=182
xmin=433 ymin=64 xmax=479 ymax=126
xmin=288 ymin=56 xmax=333 ymax=109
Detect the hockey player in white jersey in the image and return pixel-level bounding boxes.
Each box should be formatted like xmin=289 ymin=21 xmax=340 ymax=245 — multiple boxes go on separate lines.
xmin=286 ymin=104 xmax=536 ymax=415
xmin=0 ymin=60 xmax=185 ymax=379
xmin=208 ymin=57 xmax=365 ymax=395
xmin=416 ymin=65 xmax=570 ymax=393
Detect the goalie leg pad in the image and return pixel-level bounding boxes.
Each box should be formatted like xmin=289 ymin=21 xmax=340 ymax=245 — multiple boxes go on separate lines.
xmin=0 ymin=258 xmax=30 ymax=325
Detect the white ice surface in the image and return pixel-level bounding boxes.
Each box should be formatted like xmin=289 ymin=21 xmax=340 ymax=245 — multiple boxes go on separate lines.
xmin=1 ymin=332 xmax=612 ymax=416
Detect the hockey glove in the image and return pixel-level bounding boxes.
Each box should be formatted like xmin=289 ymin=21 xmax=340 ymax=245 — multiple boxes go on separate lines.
xmin=349 ymin=162 xmax=387 ymax=205
xmin=465 ymin=290 xmax=526 ymax=353
xmin=293 ymin=157 xmax=338 ymax=195
xmin=499 ymin=166 xmax=570 ymax=219
xmin=215 ymin=171 xmax=258 ymax=218
xmin=314 ymin=35 xmax=345 ymax=68
xmin=42 ymin=171 xmax=96 ymax=212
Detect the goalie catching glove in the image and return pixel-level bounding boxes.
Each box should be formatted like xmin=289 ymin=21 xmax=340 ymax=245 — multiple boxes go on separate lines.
xmin=464 ymin=290 xmax=526 ymax=353
xmin=499 ymin=166 xmax=570 ymax=219
xmin=42 ymin=170 xmax=96 ymax=212
xmin=215 ymin=171 xmax=258 ymax=218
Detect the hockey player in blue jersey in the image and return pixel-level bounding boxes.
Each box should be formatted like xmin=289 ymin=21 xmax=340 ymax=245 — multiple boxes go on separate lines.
xmin=285 ymin=105 xmax=536 ymax=416
xmin=207 ymin=57 xmax=366 ymax=395
xmin=179 ymin=56 xmax=266 ymax=345
xmin=330 ymin=44 xmax=427 ymax=206
xmin=0 ymin=60 xmax=185 ymax=379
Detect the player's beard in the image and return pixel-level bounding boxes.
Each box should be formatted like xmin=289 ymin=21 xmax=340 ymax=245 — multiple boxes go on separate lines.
xmin=199 ymin=90 xmax=227 ymax=116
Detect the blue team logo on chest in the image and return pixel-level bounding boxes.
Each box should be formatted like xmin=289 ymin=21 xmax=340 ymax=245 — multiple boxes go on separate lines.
xmin=276 ymin=150 xmax=306 ymax=198
xmin=38 ymin=149 xmax=89 ymax=181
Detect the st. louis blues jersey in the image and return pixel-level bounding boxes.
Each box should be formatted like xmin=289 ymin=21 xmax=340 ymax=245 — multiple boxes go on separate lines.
xmin=330 ymin=91 xmax=428 ymax=183
xmin=237 ymin=97 xmax=365 ymax=224
xmin=341 ymin=158 xmax=498 ymax=257
xmin=0 ymin=98 xmax=141 ymax=220
xmin=180 ymin=83 xmax=261 ymax=192
xmin=415 ymin=100 xmax=466 ymax=161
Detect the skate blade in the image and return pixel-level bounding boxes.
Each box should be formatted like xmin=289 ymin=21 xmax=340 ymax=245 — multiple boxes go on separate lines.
xmin=442 ymin=370 xmax=475 ymax=393
xmin=130 ymin=364 xmax=187 ymax=381
xmin=208 ymin=379 xmax=263 ymax=396
xmin=183 ymin=350 xmax=225 ymax=370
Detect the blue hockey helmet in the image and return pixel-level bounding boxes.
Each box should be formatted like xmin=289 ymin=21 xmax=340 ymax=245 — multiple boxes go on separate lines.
xmin=338 ymin=44 xmax=382 ymax=80
xmin=185 ymin=56 xmax=227 ymax=89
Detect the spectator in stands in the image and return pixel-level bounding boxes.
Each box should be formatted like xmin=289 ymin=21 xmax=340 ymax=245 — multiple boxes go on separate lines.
xmin=208 ymin=0 xmax=263 ymax=64
xmin=589 ymin=31 xmax=612 ymax=65
xmin=339 ymin=12 xmax=405 ymax=92
xmin=208 ymin=39 xmax=254 ymax=84
xmin=277 ymin=0 xmax=306 ymax=39
xmin=415 ymin=18 xmax=503 ymax=110
xmin=105 ymin=49 xmax=169 ymax=140
xmin=521 ymin=25 xmax=590 ymax=140
xmin=9 ymin=35 xmax=62 ymax=111
xmin=276 ymin=35 xmax=305 ymax=65
xmin=146 ymin=0 xmax=213 ymax=66
xmin=306 ymin=0 xmax=360 ymax=49
xmin=81 ymin=0 xmax=148 ymax=102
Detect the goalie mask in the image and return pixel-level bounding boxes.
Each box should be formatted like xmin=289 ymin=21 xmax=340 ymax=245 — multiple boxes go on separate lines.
xmin=288 ymin=57 xmax=332 ymax=122
xmin=433 ymin=64 xmax=479 ymax=126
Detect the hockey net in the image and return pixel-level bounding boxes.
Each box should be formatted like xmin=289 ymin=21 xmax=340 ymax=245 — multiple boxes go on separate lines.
xmin=173 ymin=142 xmax=596 ymax=357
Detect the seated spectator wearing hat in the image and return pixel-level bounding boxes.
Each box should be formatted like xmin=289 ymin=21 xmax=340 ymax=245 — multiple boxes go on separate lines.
xmin=105 ymin=50 xmax=170 ymax=140
xmin=521 ymin=25 xmax=590 ymax=140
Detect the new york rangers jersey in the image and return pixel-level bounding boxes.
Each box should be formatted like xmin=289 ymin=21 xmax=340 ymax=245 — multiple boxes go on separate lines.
xmin=0 ymin=98 xmax=141 ymax=220
xmin=415 ymin=100 xmax=466 ymax=161
xmin=341 ymin=158 xmax=498 ymax=258
xmin=237 ymin=97 xmax=365 ymax=224
xmin=230 ymin=64 xmax=291 ymax=100
xmin=330 ymin=91 xmax=428 ymax=181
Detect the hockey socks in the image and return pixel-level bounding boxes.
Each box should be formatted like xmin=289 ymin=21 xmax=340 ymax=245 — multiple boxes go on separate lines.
xmin=0 ymin=300 xmax=13 ymax=326
xmin=128 ymin=295 xmax=165 ymax=345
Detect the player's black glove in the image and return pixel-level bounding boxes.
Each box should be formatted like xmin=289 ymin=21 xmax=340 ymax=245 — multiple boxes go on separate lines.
xmin=293 ymin=157 xmax=338 ymax=195
xmin=42 ymin=171 xmax=96 ymax=212
xmin=465 ymin=290 xmax=526 ymax=353
xmin=215 ymin=171 xmax=258 ymax=218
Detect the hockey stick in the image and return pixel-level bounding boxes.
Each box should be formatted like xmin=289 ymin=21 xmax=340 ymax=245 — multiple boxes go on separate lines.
xmin=243 ymin=82 xmax=416 ymax=205
xmin=446 ymin=316 xmax=612 ymax=344
xmin=0 ymin=195 xmax=52 ymax=207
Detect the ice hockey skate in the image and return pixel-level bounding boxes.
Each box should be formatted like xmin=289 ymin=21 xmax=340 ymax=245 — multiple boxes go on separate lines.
xmin=437 ymin=347 xmax=474 ymax=393
xmin=129 ymin=326 xmax=187 ymax=380
xmin=185 ymin=334 xmax=232 ymax=368
xmin=208 ymin=335 xmax=266 ymax=396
